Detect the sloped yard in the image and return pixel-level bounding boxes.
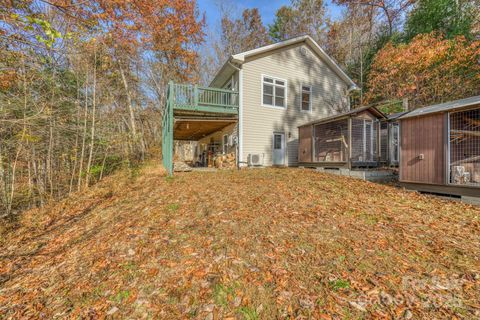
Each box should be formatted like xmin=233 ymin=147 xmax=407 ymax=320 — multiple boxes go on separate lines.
xmin=0 ymin=166 xmax=479 ymax=319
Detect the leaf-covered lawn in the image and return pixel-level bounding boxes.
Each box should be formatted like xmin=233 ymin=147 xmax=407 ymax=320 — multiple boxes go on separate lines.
xmin=1 ymin=166 xmax=479 ymax=319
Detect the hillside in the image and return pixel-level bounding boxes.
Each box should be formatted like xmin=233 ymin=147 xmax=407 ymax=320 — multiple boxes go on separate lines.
xmin=1 ymin=166 xmax=479 ymax=319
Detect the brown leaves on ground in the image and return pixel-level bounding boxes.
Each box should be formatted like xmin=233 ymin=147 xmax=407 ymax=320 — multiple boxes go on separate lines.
xmin=0 ymin=165 xmax=479 ymax=319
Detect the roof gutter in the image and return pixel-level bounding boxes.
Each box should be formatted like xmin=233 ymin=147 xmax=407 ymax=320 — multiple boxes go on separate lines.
xmin=227 ymin=60 xmax=241 ymax=71
xmin=208 ymin=57 xmax=237 ymax=88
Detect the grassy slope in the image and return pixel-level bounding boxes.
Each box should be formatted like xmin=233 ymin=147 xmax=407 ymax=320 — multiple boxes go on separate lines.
xmin=0 ymin=166 xmax=479 ymax=319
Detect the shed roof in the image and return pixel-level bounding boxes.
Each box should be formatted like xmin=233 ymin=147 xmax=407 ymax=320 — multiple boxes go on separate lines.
xmin=298 ymin=105 xmax=386 ymax=128
xmin=387 ymin=111 xmax=409 ymax=120
xmin=399 ymin=96 xmax=480 ymax=119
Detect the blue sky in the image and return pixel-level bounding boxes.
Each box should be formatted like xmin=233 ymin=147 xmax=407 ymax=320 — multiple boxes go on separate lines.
xmin=197 ymin=0 xmax=343 ymax=30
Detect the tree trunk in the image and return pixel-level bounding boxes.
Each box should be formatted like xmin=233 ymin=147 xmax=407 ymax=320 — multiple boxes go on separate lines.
xmin=118 ymin=62 xmax=137 ymax=136
xmin=69 ymin=75 xmax=81 ymax=194
xmin=78 ymin=70 xmax=89 ymax=191
xmin=85 ymin=43 xmax=97 ymax=188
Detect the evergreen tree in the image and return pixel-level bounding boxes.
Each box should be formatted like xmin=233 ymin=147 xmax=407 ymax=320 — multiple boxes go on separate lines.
xmin=404 ymin=0 xmax=476 ymax=41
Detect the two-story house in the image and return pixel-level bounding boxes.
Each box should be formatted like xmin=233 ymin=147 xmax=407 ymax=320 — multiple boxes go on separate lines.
xmin=162 ymin=35 xmax=357 ymax=173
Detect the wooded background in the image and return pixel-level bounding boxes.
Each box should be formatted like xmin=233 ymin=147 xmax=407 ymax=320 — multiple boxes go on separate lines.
xmin=1 ymin=0 xmax=479 ymax=217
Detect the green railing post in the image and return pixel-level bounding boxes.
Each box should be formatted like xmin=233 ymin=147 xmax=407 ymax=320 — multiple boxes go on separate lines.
xmin=193 ymin=84 xmax=199 ymax=107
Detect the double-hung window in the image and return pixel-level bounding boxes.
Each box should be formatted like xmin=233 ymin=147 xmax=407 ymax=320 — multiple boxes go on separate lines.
xmin=301 ymin=85 xmax=312 ymax=112
xmin=262 ymin=76 xmax=286 ymax=108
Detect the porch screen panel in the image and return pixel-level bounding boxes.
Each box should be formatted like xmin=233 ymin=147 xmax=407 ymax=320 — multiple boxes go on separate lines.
xmin=380 ymin=122 xmax=388 ymax=162
xmin=314 ymin=119 xmax=349 ymax=162
xmin=351 ymin=117 xmax=378 ymax=163
xmin=449 ymin=108 xmax=480 ymax=187
xmin=390 ymin=122 xmax=400 ymax=164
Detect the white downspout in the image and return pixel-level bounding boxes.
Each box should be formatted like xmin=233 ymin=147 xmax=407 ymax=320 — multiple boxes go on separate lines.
xmin=228 ymin=60 xmax=243 ymax=167
xmin=238 ymin=67 xmax=244 ymax=166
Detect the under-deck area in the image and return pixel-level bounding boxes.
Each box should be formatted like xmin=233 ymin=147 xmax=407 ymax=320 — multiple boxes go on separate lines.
xmin=162 ymin=82 xmax=239 ymax=174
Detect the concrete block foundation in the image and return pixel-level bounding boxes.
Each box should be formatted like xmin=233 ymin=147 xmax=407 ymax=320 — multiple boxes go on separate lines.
xmin=315 ymin=167 xmax=397 ymax=182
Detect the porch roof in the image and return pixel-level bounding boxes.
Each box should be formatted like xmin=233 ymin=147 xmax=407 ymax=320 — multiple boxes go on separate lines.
xmin=298 ymin=105 xmax=387 ymax=128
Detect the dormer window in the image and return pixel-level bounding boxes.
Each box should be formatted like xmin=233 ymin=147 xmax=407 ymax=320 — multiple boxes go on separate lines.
xmin=262 ymin=75 xmax=287 ymax=108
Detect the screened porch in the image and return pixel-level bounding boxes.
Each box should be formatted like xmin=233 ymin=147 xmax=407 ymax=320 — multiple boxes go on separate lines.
xmin=298 ymin=106 xmax=398 ymax=168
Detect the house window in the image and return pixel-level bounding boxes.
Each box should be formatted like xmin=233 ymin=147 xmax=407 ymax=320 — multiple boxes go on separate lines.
xmin=301 ymin=85 xmax=312 ymax=111
xmin=262 ymin=76 xmax=286 ymax=108
xmin=223 ymin=134 xmax=228 ymax=154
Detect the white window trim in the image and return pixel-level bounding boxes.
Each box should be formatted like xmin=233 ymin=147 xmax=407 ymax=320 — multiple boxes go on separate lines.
xmin=300 ymin=83 xmax=312 ymax=113
xmin=261 ymin=74 xmax=288 ymax=109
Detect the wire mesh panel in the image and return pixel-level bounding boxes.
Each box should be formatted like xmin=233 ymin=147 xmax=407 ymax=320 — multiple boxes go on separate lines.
xmin=314 ymin=119 xmax=349 ymax=162
xmin=449 ymin=108 xmax=480 ymax=187
xmin=389 ymin=122 xmax=400 ymax=165
xmin=351 ymin=117 xmax=378 ymax=163
xmin=380 ymin=121 xmax=388 ymax=162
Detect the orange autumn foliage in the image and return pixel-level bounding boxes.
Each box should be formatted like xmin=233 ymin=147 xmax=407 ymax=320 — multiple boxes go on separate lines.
xmin=89 ymin=0 xmax=205 ymax=80
xmin=366 ymin=33 xmax=480 ymax=109
xmin=4 ymin=0 xmax=205 ymax=81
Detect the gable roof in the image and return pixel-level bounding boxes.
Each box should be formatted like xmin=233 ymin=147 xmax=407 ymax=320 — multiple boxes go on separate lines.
xmin=209 ymin=35 xmax=358 ymax=89
xmin=399 ymin=95 xmax=480 ymax=119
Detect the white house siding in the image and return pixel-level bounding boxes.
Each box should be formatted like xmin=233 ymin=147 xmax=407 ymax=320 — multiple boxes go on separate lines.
xmin=240 ymin=42 xmax=350 ymax=166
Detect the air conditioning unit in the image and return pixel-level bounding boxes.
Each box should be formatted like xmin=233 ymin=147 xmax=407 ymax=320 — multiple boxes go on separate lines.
xmin=248 ymin=153 xmax=264 ymax=166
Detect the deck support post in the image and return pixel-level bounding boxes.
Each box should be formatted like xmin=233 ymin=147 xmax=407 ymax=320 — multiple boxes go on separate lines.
xmin=348 ymin=117 xmax=352 ymax=170
xmin=162 ymin=81 xmax=174 ymax=176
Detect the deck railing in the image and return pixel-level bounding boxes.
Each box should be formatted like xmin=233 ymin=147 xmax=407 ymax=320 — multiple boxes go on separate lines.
xmin=162 ymin=81 xmax=239 ymax=175
xmin=169 ymin=82 xmax=239 ymax=114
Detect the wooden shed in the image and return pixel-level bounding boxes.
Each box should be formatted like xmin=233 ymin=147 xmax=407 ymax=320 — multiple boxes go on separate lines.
xmin=398 ymin=96 xmax=480 ymax=198
xmin=298 ymin=106 xmax=399 ymax=168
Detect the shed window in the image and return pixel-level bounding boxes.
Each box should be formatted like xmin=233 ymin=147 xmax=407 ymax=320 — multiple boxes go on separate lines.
xmin=262 ymin=76 xmax=286 ymax=108
xmin=301 ymin=85 xmax=312 ymax=111
xmin=449 ymin=108 xmax=480 ymax=187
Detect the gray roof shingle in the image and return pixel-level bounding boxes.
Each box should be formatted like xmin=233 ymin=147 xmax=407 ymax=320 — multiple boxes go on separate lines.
xmin=399 ymin=96 xmax=480 ymax=119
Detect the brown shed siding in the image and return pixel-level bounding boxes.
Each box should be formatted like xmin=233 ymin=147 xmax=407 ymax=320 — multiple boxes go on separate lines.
xmin=298 ymin=125 xmax=313 ymax=163
xmin=400 ymin=113 xmax=445 ymax=184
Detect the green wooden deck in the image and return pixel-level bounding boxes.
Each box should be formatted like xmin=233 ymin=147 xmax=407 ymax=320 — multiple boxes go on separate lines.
xmin=162 ymin=82 xmax=239 ymax=175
